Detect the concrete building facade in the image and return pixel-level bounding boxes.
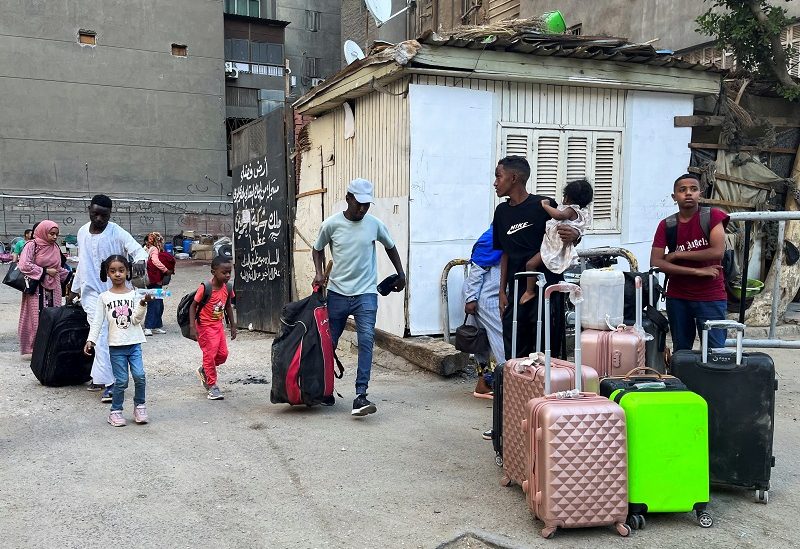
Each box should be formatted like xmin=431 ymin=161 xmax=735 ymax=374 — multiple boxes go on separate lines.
xmin=0 ymin=0 xmax=230 ymax=241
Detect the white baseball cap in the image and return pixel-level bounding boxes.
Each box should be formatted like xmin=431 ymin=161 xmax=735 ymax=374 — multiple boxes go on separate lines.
xmin=347 ymin=178 xmax=374 ymax=204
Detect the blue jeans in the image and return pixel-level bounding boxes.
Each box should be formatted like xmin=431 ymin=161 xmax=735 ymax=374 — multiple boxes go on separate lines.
xmin=327 ymin=291 xmax=378 ymax=395
xmin=665 ymin=298 xmax=728 ymax=352
xmin=109 ymin=344 xmax=146 ymax=411
xmin=144 ymin=284 xmax=164 ymax=329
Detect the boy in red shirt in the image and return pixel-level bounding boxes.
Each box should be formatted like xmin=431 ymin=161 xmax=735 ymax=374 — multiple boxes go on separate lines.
xmin=189 ymin=256 xmax=237 ymax=400
xmin=651 ymin=173 xmax=729 ymax=351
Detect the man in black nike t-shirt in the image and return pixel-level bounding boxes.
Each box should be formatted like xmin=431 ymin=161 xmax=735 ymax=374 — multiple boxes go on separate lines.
xmin=492 ymin=156 xmax=580 ymax=359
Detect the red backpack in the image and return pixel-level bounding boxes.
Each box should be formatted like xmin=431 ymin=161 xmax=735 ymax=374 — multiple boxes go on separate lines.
xmin=270 ymin=286 xmax=344 ymax=406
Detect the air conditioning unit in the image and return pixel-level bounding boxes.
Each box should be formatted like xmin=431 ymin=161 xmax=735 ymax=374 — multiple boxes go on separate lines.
xmin=224 ymin=62 xmax=239 ymax=79
xmin=310 ymin=77 xmax=325 ymax=87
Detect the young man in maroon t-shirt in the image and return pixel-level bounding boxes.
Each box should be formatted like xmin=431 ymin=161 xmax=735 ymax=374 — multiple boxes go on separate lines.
xmin=651 ymin=173 xmax=729 ymax=351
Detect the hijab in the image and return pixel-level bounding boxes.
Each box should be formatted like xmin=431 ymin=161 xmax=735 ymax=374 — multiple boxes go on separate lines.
xmin=470 ymin=226 xmax=502 ymax=269
xmin=32 ymin=220 xmax=63 ymax=290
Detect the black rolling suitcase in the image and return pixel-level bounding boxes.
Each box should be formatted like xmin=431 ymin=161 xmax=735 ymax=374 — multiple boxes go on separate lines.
xmin=491 ymin=363 xmax=503 ymax=465
xmin=624 ymin=269 xmax=668 ymax=374
xmin=30 ymin=304 xmax=93 ymax=386
xmin=670 ymin=320 xmax=776 ymax=503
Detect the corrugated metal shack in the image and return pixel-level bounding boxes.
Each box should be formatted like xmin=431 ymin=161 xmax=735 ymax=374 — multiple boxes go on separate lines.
xmin=292 ymin=30 xmax=723 ymax=337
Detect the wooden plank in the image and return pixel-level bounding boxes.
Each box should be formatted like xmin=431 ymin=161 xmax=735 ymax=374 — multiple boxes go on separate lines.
xmin=699 ymin=198 xmax=756 ymax=209
xmin=687 ymin=167 xmax=776 ymax=191
xmin=688 ymin=143 xmax=797 ymax=154
xmin=295 ymin=188 xmax=326 ymax=199
xmin=411 ymin=45 xmax=722 ymax=95
xmin=675 ymin=115 xmax=800 ymax=128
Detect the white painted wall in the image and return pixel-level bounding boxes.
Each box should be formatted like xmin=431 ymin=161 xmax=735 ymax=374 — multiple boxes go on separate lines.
xmin=579 ymin=91 xmax=695 ymax=271
xmin=408 ymin=84 xmax=496 ymax=335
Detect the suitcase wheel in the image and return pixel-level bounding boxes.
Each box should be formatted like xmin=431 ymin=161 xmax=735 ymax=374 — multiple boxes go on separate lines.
xmin=541 ymin=526 xmax=557 ymax=539
xmin=626 ymin=514 xmax=646 ymax=531
xmin=495 ymin=453 xmax=503 ymax=467
xmin=697 ymin=511 xmax=713 ymax=528
xmin=755 ymin=489 xmax=769 ymax=504
xmin=615 ymin=522 xmax=632 ymax=537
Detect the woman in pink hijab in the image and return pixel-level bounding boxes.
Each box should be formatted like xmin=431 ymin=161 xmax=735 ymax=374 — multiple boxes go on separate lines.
xmin=17 ymin=220 xmax=70 ymax=357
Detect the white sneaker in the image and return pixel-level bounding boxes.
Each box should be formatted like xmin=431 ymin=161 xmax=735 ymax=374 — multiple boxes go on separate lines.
xmin=144 ymin=329 xmax=153 ymax=336
xmin=153 ymin=328 xmax=166 ymax=334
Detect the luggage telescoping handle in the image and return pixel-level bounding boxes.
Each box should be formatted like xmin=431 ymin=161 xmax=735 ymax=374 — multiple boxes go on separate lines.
xmin=634 ymin=276 xmax=643 ymax=332
xmin=544 ymin=282 xmax=582 ymax=394
xmin=648 ymin=267 xmax=660 ymax=308
xmin=511 ymin=271 xmax=547 ymax=359
xmin=702 ymin=320 xmax=745 ymax=365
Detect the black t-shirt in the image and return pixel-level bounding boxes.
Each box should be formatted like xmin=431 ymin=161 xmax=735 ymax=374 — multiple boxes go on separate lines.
xmin=492 ymin=194 xmax=560 ymax=292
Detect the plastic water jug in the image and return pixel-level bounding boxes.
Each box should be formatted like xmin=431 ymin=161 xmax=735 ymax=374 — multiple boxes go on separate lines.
xmin=580 ymin=268 xmax=624 ymax=330
xmin=164 ymin=242 xmax=174 ymax=255
xmin=182 ymin=239 xmax=193 ymax=254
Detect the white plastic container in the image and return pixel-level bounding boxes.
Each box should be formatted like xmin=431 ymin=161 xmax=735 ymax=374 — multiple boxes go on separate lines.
xmin=579 ymin=268 xmax=625 ymax=330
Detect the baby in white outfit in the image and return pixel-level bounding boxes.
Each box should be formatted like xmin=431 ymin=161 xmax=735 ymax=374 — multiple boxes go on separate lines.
xmin=520 ymin=179 xmax=593 ymax=305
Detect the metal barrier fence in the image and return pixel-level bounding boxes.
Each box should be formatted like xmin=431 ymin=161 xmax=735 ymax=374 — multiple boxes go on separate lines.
xmin=727 ymin=211 xmax=800 ymax=349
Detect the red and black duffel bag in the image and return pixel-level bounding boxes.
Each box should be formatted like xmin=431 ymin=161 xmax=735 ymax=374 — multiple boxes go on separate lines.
xmin=270 ymin=285 xmax=344 ymax=406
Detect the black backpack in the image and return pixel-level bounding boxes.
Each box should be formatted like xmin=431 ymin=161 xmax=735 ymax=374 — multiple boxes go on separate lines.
xmin=177 ymin=281 xmax=233 ymax=338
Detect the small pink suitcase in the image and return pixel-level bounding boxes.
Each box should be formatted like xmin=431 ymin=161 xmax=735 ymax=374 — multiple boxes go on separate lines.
xmin=581 ymin=276 xmax=646 ymax=378
xmin=521 ymin=283 xmax=630 ymax=539
xmin=501 ymin=272 xmax=600 ymax=488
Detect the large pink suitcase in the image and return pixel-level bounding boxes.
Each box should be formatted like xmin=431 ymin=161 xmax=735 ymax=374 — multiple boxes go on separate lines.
xmin=581 ymin=276 xmax=646 ymax=377
xmin=521 ymin=283 xmax=630 ymax=539
xmin=502 ymin=272 xmax=599 ymax=488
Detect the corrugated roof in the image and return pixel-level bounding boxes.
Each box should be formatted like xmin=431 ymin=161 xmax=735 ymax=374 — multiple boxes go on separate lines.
xmin=416 ymin=30 xmax=725 ymax=73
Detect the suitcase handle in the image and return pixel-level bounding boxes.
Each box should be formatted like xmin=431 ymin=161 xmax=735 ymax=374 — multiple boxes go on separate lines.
xmin=511 ymin=271 xmax=547 ymax=359
xmin=544 ymin=282 xmax=583 ymax=394
xmin=623 ymin=366 xmax=664 ymax=379
xmin=702 ymin=320 xmax=744 ymax=365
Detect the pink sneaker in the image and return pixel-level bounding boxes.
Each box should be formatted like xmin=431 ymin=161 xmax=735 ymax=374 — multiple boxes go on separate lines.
xmin=107 ymin=410 xmax=126 ymax=427
xmin=133 ymin=404 xmax=149 ymax=424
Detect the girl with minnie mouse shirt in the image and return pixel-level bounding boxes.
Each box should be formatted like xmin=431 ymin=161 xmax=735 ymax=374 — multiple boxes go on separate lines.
xmin=85 ymin=255 xmax=153 ymax=427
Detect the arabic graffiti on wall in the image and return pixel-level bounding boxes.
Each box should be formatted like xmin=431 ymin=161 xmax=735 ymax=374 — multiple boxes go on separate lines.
xmin=233 ymin=155 xmax=285 ymax=283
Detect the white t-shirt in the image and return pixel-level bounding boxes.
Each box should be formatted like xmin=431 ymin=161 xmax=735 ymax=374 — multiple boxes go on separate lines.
xmin=87 ymin=290 xmax=147 ymax=346
xmin=71 ymin=222 xmax=149 ymax=296
xmin=313 ymin=212 xmax=395 ymax=296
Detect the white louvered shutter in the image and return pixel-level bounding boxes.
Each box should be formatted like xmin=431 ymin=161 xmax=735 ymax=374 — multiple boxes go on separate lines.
xmin=502 ymin=128 xmax=531 ymax=158
xmin=565 ymin=134 xmax=590 ymax=182
xmin=590 ymin=132 xmax=621 ymax=230
xmin=531 ymin=131 xmax=561 ymax=198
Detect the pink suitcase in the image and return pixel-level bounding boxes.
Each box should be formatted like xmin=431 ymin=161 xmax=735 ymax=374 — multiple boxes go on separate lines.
xmin=521 ymin=283 xmax=630 ymax=539
xmin=581 ymin=276 xmax=646 ymax=378
xmin=501 ymin=272 xmax=600 ymax=488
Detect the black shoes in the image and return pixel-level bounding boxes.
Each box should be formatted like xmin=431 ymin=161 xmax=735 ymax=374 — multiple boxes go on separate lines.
xmin=351 ymin=393 xmax=377 ymax=416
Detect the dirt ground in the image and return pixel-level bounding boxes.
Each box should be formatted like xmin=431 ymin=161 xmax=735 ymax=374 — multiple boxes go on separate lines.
xmin=1 ymin=260 xmax=799 ymax=549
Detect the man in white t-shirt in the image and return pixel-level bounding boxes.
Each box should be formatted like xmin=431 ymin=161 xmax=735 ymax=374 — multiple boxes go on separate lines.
xmin=312 ymin=178 xmax=405 ymax=417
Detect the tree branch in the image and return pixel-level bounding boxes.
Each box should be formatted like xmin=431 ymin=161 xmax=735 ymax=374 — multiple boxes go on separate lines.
xmin=746 ymin=0 xmax=800 ymax=91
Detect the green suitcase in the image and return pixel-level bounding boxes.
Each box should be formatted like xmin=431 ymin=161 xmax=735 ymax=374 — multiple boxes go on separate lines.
xmin=609 ymin=382 xmax=712 ymax=529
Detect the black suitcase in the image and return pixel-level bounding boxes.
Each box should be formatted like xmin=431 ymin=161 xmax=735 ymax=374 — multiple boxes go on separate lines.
xmin=624 ymin=270 xmax=668 ymax=374
xmin=599 ymin=367 xmax=686 ymax=397
xmin=670 ymin=320 xmax=776 ymax=503
xmin=492 ymin=363 xmax=503 ymax=464
xmin=30 ymin=304 xmax=93 ymax=386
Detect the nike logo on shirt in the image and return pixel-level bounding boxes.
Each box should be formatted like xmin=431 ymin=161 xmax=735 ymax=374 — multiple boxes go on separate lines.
xmin=507 ymin=222 xmax=532 ymax=235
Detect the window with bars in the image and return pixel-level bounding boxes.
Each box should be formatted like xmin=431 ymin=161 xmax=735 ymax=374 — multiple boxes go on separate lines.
xmin=500 ymin=127 xmax=622 ymax=232
xmin=304 ymin=56 xmax=321 ymax=77
xmin=306 ymin=10 xmax=321 ymax=32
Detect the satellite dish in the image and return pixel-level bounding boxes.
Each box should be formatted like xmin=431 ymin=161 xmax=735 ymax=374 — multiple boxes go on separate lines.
xmin=343 ymin=40 xmax=366 ymax=64
xmin=365 ymin=0 xmax=393 ymax=26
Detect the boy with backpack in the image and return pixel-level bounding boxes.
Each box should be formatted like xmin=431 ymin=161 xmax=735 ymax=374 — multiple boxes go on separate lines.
xmin=188 ymin=256 xmax=236 ymax=400
xmin=650 ymin=173 xmax=729 ymax=351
